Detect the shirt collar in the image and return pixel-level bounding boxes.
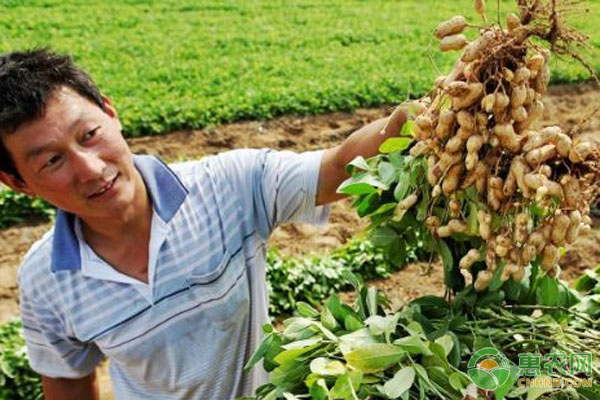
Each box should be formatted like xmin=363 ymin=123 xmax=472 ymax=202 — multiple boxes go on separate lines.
xmin=50 ymin=155 xmax=188 ymax=272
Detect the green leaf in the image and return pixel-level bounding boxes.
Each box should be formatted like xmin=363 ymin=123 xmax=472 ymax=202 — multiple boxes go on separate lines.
xmin=283 ymin=317 xmax=315 ymax=341
xmin=366 ymin=287 xmax=378 ymax=317
xmin=262 ymin=387 xmax=284 ymax=400
xmin=311 ymin=321 xmax=339 ymax=342
xmin=345 ymin=271 xmax=363 ymax=292
xmin=330 ymin=372 xmax=362 ymax=400
xmin=467 ymin=202 xmax=479 ymax=234
xmin=401 ymin=120 xmax=415 ymax=137
xmin=416 ymin=193 xmax=429 ymax=221
xmin=438 ymin=240 xmax=454 ymax=285
xmin=447 ymin=332 xmax=461 ymax=368
xmin=326 ymin=295 xmax=344 ymax=324
xmin=488 ymin=263 xmax=506 ymax=292
xmin=339 ymin=328 xmax=380 ymax=355
xmin=270 ymin=359 xmax=310 ymax=388
xmin=365 ymin=315 xmax=387 ymax=336
xmin=365 ymin=313 xmax=400 ymax=343
xmin=356 ymin=192 xmax=380 ymax=217
xmin=448 ymin=372 xmax=465 ymax=391
xmin=309 ymin=378 xmax=329 ymax=400
xmin=321 ymin=305 xmax=339 ymax=331
xmin=393 ymin=335 xmax=433 ymax=356
xmin=243 ymin=332 xmax=273 ymax=372
xmin=393 ymin=177 xmax=411 ymax=202
xmin=371 ymin=202 xmax=397 ymax=217
xmin=426 ymin=342 xmax=450 ymax=367
xmin=494 ymin=364 xmax=521 ymax=400
xmin=537 ymin=275 xmax=559 ymax=306
xmin=345 ymin=343 xmax=406 ymax=373
xmin=434 ymin=334 xmax=454 ymax=357
xmin=346 ymin=156 xmax=371 ymax=173
xmin=383 ymin=367 xmax=415 ymax=399
xmin=371 ymin=226 xmax=397 ymax=247
xmin=297 ymin=302 xmax=320 ymax=318
xmin=378 ymin=161 xmax=397 ymax=185
xmin=379 ymin=137 xmax=412 ymax=153
xmin=388 ymin=152 xmax=406 ymax=169
xmin=410 ymin=296 xmax=450 ymax=319
xmin=310 ymin=357 xmax=347 ymax=376
xmin=387 ymin=237 xmax=407 ymax=268
xmin=274 ymin=342 xmax=321 ymax=365
xmin=281 ymin=337 xmax=322 ymax=350
xmin=574 ymin=269 xmax=599 ymax=293
xmin=337 ymin=175 xmax=380 ymax=195
xmin=344 ymin=314 xmax=364 ymax=332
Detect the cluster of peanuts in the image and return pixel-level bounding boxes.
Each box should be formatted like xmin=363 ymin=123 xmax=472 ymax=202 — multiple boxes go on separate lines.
xmin=396 ymin=8 xmax=599 ymax=291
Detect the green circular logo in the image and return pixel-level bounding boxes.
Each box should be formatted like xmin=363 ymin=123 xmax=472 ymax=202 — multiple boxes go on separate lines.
xmin=467 ymin=348 xmax=511 ymax=391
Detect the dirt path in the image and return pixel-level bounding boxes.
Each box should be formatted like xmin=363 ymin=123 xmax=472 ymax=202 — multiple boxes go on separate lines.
xmin=1 ymin=83 xmax=599 ymax=399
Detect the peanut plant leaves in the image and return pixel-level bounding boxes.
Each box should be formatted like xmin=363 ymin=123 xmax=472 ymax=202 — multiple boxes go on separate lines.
xmin=393 ymin=335 xmax=433 ymax=356
xmin=309 ymin=378 xmax=329 ymax=400
xmin=379 ymin=137 xmax=412 ymax=154
xmin=345 ymin=343 xmax=406 ymax=373
xmin=537 ymin=275 xmax=559 ymax=306
xmin=309 ymin=357 xmax=347 ymax=376
xmin=383 ymin=366 xmax=415 ymax=399
xmin=338 ymin=173 xmax=387 ymax=195
xmin=330 ymin=371 xmax=363 ymax=400
xmin=243 ymin=333 xmax=273 ymax=372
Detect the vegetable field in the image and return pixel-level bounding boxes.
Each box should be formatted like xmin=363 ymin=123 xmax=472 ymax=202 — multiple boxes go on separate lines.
xmin=0 ymin=0 xmax=599 ymax=135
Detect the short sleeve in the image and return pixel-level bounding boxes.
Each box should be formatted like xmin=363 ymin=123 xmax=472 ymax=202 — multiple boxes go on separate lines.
xmin=213 ymin=148 xmax=331 ymax=239
xmin=19 ymin=285 xmax=103 ymax=379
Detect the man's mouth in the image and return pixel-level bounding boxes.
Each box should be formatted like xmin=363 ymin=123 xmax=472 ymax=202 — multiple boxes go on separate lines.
xmin=89 ymin=174 xmax=119 ymax=198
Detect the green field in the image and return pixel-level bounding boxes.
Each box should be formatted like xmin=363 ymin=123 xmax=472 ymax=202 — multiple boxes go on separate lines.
xmin=1 ymin=0 xmax=599 ymax=136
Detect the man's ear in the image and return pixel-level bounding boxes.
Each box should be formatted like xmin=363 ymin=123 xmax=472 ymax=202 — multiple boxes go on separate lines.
xmin=0 ymin=171 xmax=36 ymax=197
xmin=100 ymin=94 xmax=122 ymax=131
xmin=101 ymin=94 xmax=118 ymax=118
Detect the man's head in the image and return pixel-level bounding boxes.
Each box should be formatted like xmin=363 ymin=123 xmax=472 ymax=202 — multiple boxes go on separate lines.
xmin=0 ymin=49 xmax=144 ymax=221
xmin=0 ymin=49 xmax=106 ymax=180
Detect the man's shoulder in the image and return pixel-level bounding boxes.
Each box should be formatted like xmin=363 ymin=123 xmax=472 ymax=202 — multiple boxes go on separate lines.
xmin=165 ymin=149 xmax=267 ymax=183
xmin=18 ymin=227 xmax=55 ymax=290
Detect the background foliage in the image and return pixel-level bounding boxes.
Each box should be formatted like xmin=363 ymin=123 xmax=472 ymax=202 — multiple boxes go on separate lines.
xmin=0 ymin=321 xmax=43 ymax=400
xmin=0 ymin=0 xmax=598 ymax=136
xmin=0 ymin=189 xmax=55 ymax=229
xmin=267 ymin=237 xmax=428 ymax=316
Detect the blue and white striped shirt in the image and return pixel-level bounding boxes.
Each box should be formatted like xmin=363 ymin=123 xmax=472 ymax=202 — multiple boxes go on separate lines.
xmin=18 ymin=149 xmax=329 ymax=399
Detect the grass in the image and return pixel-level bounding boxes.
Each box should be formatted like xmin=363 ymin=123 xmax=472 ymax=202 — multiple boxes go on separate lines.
xmin=0 ymin=0 xmax=599 ymax=136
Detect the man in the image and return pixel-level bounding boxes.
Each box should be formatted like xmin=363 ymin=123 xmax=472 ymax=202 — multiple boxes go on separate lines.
xmin=0 ymin=49 xmax=407 ymax=399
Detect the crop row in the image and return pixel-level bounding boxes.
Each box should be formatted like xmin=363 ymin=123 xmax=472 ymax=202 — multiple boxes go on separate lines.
xmin=1 ymin=0 xmax=598 ymax=136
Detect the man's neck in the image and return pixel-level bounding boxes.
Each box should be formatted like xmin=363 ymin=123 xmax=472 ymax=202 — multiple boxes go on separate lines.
xmin=79 ymin=173 xmax=153 ymax=251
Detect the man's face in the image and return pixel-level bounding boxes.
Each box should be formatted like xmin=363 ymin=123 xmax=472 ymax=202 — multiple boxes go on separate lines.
xmin=2 ymin=87 xmax=141 ymax=221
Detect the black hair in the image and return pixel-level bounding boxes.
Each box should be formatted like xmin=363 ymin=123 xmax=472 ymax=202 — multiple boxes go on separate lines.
xmin=0 ymin=48 xmax=106 ymax=180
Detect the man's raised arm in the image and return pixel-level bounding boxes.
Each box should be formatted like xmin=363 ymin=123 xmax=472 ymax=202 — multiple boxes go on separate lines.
xmin=316 ymin=105 xmax=409 ymax=206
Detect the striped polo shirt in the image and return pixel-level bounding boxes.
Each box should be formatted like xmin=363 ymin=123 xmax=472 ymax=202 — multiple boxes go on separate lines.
xmin=18 ymin=149 xmax=330 ymax=399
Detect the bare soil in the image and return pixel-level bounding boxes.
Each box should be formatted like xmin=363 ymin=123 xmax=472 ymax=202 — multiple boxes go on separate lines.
xmin=0 ymin=83 xmax=599 ymax=399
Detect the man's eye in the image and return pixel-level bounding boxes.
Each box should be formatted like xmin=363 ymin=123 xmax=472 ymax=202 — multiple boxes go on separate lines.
xmin=84 ymin=126 xmax=100 ymax=141
xmin=44 ymin=155 xmax=62 ymax=167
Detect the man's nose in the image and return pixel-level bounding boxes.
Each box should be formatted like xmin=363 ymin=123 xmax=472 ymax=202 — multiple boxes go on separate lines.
xmin=72 ymin=150 xmax=106 ymax=182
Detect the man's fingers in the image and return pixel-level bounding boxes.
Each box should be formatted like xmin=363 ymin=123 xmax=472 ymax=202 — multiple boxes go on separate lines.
xmin=380 ymin=104 xmax=409 ymax=136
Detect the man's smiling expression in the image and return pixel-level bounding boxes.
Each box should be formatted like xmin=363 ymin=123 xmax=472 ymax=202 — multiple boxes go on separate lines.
xmin=2 ymin=87 xmax=143 ymax=222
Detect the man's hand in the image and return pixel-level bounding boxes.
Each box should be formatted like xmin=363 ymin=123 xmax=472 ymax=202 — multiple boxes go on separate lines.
xmin=316 ymin=105 xmax=409 ymax=206
xmin=42 ymin=372 xmax=100 ymax=400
